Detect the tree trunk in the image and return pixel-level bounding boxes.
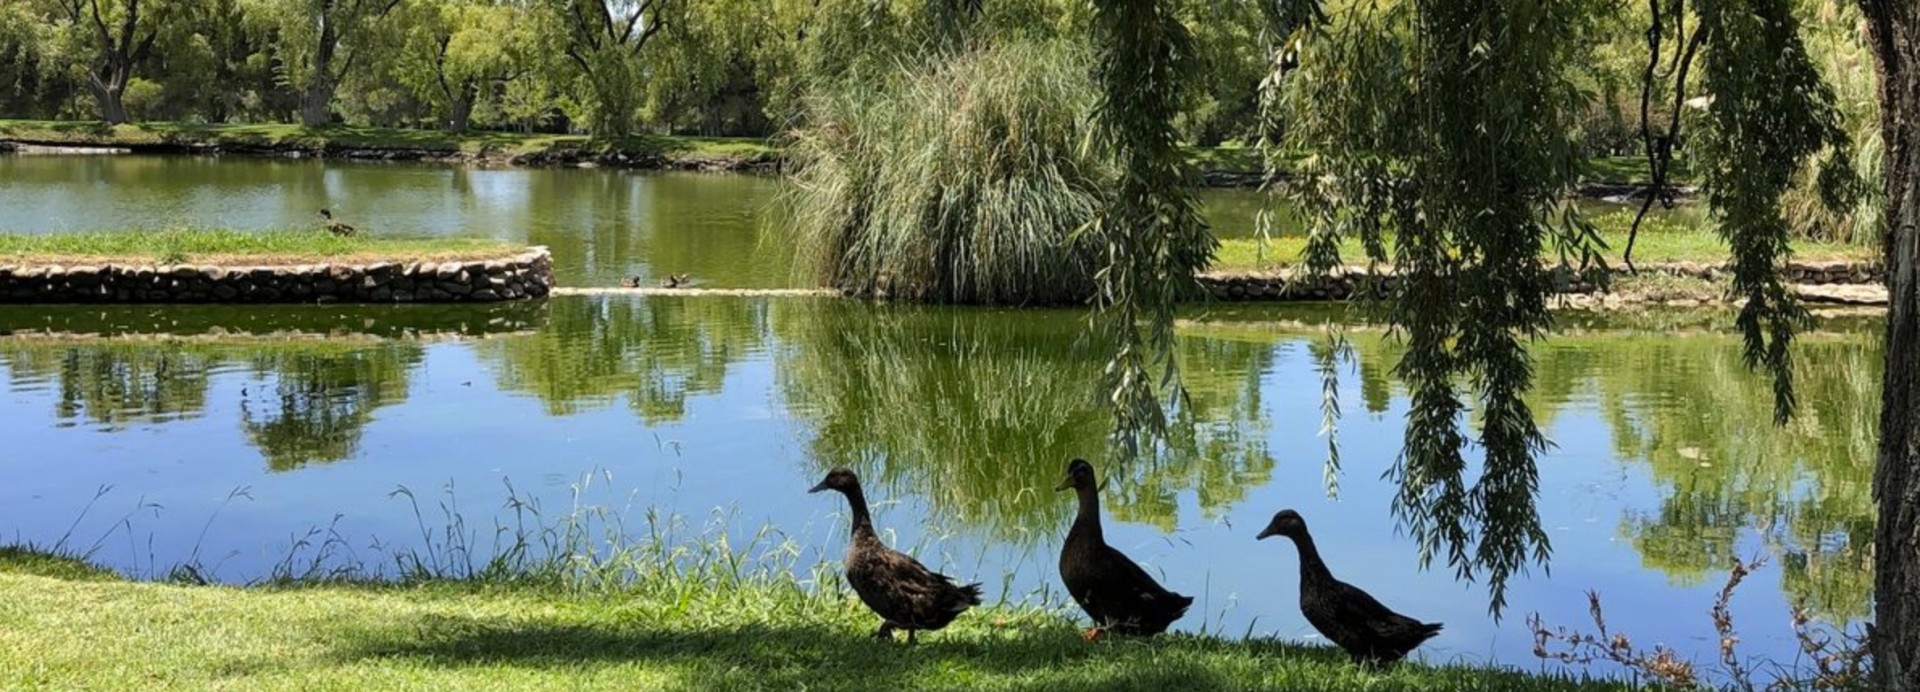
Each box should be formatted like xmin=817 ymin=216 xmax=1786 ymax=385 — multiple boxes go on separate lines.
xmin=86 ymin=78 xmax=128 ymax=125
xmin=301 ymin=13 xmax=341 ymax=128
xmin=1867 ymin=0 xmax=1920 ymax=689
xmin=444 ymin=80 xmax=476 ymax=133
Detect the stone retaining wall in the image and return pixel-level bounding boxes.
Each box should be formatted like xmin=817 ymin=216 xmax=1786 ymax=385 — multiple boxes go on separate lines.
xmin=1198 ymin=259 xmax=1883 ymax=302
xmin=0 ymin=247 xmax=552 ymax=304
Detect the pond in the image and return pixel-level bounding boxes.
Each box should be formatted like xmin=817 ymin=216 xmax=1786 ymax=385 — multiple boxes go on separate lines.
xmin=0 ymin=154 xmax=1873 ymax=678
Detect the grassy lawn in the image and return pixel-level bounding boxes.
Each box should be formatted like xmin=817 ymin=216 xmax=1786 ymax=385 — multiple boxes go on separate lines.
xmin=0 ymin=547 xmax=1625 ymax=691
xmin=4 ymin=120 xmax=1671 ymax=182
xmin=1210 ymin=210 xmax=1872 ymax=273
xmin=0 ymin=229 xmax=521 ymax=266
xmin=0 ymin=120 xmax=776 ymax=161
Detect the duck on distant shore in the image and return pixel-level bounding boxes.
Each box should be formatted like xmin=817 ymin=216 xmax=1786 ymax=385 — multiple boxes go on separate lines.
xmin=619 ymin=276 xmax=643 ymax=289
xmin=810 ymin=468 xmax=982 ymax=644
xmin=660 ymin=273 xmax=691 ymax=289
xmin=1057 ymin=458 xmax=1193 ymax=640
xmin=318 ymin=209 xmax=356 ymax=237
xmin=1257 ymin=509 xmax=1443 ymax=666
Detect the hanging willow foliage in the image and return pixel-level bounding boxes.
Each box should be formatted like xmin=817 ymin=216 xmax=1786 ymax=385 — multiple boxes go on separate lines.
xmin=1264 ymin=0 xmax=1606 ymax=616
xmin=1260 ymin=0 xmax=1850 ymax=616
xmin=1085 ymin=0 xmax=1215 ymax=459
xmin=1690 ymin=0 xmax=1849 ymax=424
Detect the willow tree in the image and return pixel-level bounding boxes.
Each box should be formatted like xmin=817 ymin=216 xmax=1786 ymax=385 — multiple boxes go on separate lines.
xmin=1220 ymin=0 xmax=1918 ymax=685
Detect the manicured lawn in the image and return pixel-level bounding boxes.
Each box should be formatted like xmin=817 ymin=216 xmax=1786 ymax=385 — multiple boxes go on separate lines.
xmin=1210 ymin=210 xmax=1872 ymax=273
xmin=0 ymin=120 xmax=777 ymax=161
xmin=0 ymin=547 xmax=1627 ymax=691
xmin=0 ymin=229 xmax=520 ymax=266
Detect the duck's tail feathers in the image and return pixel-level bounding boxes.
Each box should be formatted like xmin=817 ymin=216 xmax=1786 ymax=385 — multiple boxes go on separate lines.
xmin=1418 ymin=622 xmax=1444 ymax=639
xmin=958 ymin=582 xmax=984 ymax=607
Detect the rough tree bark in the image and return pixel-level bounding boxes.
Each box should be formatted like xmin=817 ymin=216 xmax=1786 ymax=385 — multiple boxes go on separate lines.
xmin=1866 ymin=0 xmax=1920 ymax=688
xmin=62 ymin=0 xmax=158 ymax=125
xmin=299 ymin=4 xmax=341 ymax=127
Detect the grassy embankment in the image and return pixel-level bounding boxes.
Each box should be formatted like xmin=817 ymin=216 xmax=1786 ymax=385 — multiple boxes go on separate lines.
xmin=1210 ymin=210 xmax=1875 ymax=275
xmin=2 ymin=120 xmax=1663 ymax=181
xmin=0 ymin=120 xmax=776 ymax=165
xmin=0 ymin=543 xmax=1626 ymax=691
xmin=0 ymin=229 xmax=518 ymax=266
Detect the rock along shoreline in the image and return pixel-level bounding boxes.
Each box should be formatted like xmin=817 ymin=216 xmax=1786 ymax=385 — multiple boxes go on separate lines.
xmin=0 ymin=247 xmax=553 ymax=304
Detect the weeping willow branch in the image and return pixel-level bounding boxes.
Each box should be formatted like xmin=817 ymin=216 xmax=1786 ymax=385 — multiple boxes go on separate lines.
xmin=1086 ymin=0 xmax=1214 ymax=460
xmin=1268 ymin=0 xmax=1594 ymax=617
xmin=1626 ymin=1 xmax=1708 ymax=272
xmin=1693 ymin=0 xmax=1846 ymax=423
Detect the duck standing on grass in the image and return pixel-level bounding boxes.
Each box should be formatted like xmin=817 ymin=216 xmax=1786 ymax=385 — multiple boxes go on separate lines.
xmin=318 ymin=209 xmax=356 ymax=237
xmin=1056 ymin=458 xmax=1193 ymax=640
xmin=809 ymin=467 xmax=982 ymax=644
xmin=1257 ymin=509 xmax=1443 ymax=666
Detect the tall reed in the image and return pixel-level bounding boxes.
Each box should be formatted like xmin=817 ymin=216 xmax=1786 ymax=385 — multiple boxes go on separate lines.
xmin=786 ymin=41 xmax=1111 ymax=305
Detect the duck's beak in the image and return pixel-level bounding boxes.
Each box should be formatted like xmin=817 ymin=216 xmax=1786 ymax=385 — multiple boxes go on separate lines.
xmin=1256 ymin=526 xmax=1278 ymax=540
xmin=1054 ymin=475 xmax=1072 ymax=492
xmin=807 ymin=481 xmax=830 ymax=494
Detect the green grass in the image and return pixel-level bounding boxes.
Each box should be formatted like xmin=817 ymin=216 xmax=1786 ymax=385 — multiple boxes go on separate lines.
xmin=4 ymin=120 xmax=1675 ymax=185
xmin=1184 ymin=145 xmax=1684 ymax=186
xmin=0 ymin=229 xmax=520 ymax=266
xmin=0 ymin=120 xmax=776 ymax=162
xmin=0 ymin=545 xmax=1626 ymax=691
xmin=1210 ymin=210 xmax=1873 ymax=273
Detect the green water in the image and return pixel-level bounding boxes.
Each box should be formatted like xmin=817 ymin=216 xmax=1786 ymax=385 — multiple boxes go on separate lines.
xmin=0 ymin=154 xmax=1876 ymax=675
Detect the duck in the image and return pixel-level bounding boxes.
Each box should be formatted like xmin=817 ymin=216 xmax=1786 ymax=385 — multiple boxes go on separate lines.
xmin=809 ymin=467 xmax=982 ymax=644
xmin=1257 ymin=509 xmax=1442 ymax=665
xmin=318 ymin=209 xmax=356 ymax=237
xmin=619 ymin=276 xmax=643 ymax=289
xmin=660 ymin=273 xmax=691 ymax=289
xmin=1056 ymin=458 xmax=1193 ymax=640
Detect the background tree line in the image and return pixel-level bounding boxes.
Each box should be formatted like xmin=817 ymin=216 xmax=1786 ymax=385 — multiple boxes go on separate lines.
xmin=0 ymin=0 xmax=1873 ymax=157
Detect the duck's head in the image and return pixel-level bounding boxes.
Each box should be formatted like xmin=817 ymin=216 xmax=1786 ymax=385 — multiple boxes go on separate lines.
xmin=1054 ymin=458 xmax=1097 ymax=492
xmin=1256 ymin=509 xmax=1307 ymax=540
xmin=808 ymin=467 xmax=860 ymax=495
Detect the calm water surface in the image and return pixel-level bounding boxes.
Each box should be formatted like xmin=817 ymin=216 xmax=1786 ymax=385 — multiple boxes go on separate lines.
xmin=0 ymin=154 xmax=1871 ymax=677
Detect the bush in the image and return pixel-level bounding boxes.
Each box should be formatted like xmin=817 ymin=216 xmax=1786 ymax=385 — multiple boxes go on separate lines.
xmin=786 ymin=41 xmax=1111 ymax=305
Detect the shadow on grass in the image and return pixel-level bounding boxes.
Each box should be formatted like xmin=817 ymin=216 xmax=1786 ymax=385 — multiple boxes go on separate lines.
xmin=336 ymin=610 xmax=1615 ymax=691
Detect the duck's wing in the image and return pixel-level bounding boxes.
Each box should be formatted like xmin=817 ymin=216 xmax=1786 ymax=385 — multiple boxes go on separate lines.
xmin=1095 ymin=544 xmax=1192 ymax=606
xmin=1327 ymin=578 xmax=1435 ymax=638
xmin=872 ymin=547 xmax=983 ymax=610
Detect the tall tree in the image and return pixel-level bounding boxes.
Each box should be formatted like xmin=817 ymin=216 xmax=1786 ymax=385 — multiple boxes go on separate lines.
xmin=545 ymin=0 xmax=671 ymax=139
xmin=1862 ymin=0 xmax=1920 ymax=685
xmin=393 ymin=0 xmax=530 ymax=132
xmin=244 ymin=0 xmax=405 ymax=126
xmin=42 ymin=0 xmax=175 ymax=123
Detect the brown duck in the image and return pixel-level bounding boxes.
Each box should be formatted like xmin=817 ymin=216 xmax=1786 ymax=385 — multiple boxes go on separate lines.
xmin=318 ymin=209 xmax=356 ymax=237
xmin=810 ymin=468 xmax=982 ymax=644
xmin=1057 ymin=458 xmax=1192 ymax=640
xmin=1258 ymin=509 xmax=1442 ymax=665
xmin=660 ymin=273 xmax=691 ymax=288
xmin=619 ymin=276 xmax=643 ymax=289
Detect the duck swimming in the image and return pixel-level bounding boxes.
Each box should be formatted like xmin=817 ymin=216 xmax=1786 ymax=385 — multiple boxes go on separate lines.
xmin=318 ymin=209 xmax=355 ymax=237
xmin=660 ymin=273 xmax=691 ymax=288
xmin=1257 ymin=509 xmax=1442 ymax=665
xmin=810 ymin=468 xmax=982 ymax=644
xmin=619 ymin=276 xmax=642 ymax=289
xmin=1057 ymin=458 xmax=1192 ymax=639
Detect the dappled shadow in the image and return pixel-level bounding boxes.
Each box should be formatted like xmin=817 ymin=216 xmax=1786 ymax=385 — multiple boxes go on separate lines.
xmin=337 ymin=611 xmax=1350 ymax=691
xmin=326 ymin=607 xmax=1619 ymax=691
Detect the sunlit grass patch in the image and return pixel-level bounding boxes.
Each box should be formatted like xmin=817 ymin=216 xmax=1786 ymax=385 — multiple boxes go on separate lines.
xmin=0 ymin=229 xmax=519 ymax=266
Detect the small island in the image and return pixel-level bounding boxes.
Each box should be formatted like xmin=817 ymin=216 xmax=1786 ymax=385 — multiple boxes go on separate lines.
xmin=0 ymin=230 xmax=551 ymax=303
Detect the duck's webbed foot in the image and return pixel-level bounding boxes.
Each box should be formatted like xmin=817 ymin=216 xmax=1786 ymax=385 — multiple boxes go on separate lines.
xmin=1081 ymin=627 xmax=1103 ymax=642
xmin=873 ymin=623 xmax=896 ymax=641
